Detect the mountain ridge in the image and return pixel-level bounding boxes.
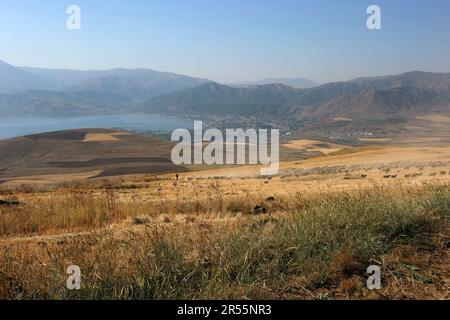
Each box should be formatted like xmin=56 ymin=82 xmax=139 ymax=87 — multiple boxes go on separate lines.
xmin=1 ymin=61 xmax=212 ymax=100
xmin=139 ymin=71 xmax=450 ymax=133
xmin=2 ymin=59 xmax=450 ymax=135
xmin=231 ymin=77 xmax=316 ymax=89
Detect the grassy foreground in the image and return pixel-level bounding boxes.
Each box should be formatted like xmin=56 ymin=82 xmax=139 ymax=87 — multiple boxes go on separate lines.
xmin=0 ymin=184 xmax=449 ymax=299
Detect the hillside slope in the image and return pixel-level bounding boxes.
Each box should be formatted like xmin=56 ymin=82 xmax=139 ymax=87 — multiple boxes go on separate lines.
xmin=0 ymin=129 xmax=185 ymax=180
xmin=0 ymin=60 xmax=53 ymax=94
xmin=140 ymin=71 xmax=450 ymax=133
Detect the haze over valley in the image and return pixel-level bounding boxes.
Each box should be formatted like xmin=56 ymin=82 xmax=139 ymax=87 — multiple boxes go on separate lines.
xmin=1 ymin=59 xmax=450 ymax=140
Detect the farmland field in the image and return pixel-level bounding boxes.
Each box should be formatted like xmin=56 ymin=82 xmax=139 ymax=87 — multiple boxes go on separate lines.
xmin=1 ymin=136 xmax=449 ymax=300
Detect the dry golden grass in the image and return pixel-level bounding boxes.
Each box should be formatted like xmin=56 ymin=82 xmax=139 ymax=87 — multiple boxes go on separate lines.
xmin=282 ymin=139 xmax=345 ymax=155
xmin=0 ymin=182 xmax=449 ymax=300
xmin=82 ymin=133 xmax=121 ymax=142
xmin=416 ymin=114 xmax=450 ymax=124
xmin=0 ymin=144 xmax=449 ymax=300
xmin=358 ymin=138 xmax=392 ymax=142
xmin=0 ymin=171 xmax=102 ymax=187
xmin=333 ymin=117 xmax=353 ymax=122
xmin=82 ymin=131 xmax=131 ymax=142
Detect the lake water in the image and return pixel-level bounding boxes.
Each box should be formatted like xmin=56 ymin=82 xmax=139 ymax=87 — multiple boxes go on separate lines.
xmin=0 ymin=113 xmax=194 ymax=140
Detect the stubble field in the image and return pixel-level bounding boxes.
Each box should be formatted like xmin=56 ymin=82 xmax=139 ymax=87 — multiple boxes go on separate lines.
xmin=0 ymin=140 xmax=449 ymax=300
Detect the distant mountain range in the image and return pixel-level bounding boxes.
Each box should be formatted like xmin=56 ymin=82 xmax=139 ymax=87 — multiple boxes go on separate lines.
xmin=1 ymin=59 xmax=450 ymax=134
xmin=0 ymin=60 xmax=54 ymax=93
xmin=231 ymin=77 xmax=317 ymax=89
xmin=0 ymin=59 xmax=211 ymax=114
xmin=140 ymin=71 xmax=450 ymax=132
xmin=0 ymin=90 xmax=117 ymax=116
xmin=140 ymin=82 xmax=303 ymax=116
xmin=23 ymin=66 xmax=211 ymax=101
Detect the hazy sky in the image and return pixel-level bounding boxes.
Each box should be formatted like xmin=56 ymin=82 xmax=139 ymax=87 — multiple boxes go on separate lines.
xmin=1 ymin=0 xmax=449 ymax=83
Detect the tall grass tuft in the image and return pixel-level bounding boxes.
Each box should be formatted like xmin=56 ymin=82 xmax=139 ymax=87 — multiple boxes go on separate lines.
xmin=0 ymin=185 xmax=448 ymax=299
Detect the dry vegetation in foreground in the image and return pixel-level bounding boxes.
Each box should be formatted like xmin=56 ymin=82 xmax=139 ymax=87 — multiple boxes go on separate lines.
xmin=0 ymin=184 xmax=449 ymax=300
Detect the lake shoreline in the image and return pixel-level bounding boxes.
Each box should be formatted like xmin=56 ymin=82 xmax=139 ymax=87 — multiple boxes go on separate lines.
xmin=0 ymin=113 xmax=195 ymax=141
